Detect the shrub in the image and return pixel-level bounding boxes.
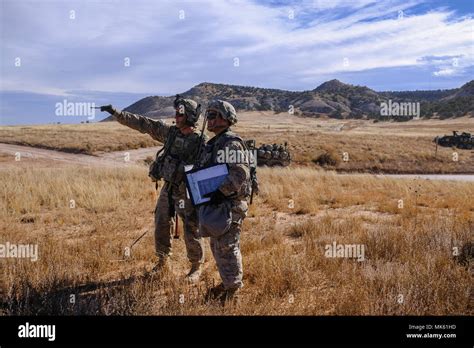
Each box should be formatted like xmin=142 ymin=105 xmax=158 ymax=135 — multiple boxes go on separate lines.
xmin=313 ymin=149 xmax=340 ymax=167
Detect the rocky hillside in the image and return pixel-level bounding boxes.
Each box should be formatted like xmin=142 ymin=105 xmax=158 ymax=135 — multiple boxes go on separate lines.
xmin=101 ymin=79 xmax=473 ymax=121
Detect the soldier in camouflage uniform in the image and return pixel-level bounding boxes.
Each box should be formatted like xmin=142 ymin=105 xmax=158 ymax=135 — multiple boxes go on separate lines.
xmin=196 ymin=100 xmax=251 ymax=304
xmin=100 ymin=96 xmax=205 ymax=282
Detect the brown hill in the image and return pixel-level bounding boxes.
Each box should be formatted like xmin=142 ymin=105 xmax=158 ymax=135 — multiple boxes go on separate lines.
xmin=101 ymin=79 xmax=473 ymax=121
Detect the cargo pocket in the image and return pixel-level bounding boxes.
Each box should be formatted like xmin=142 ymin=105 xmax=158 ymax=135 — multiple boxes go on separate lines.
xmin=198 ymin=200 xmax=233 ymax=238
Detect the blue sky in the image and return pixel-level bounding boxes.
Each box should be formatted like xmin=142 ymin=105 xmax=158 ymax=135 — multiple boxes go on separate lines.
xmin=0 ymin=0 xmax=473 ymax=125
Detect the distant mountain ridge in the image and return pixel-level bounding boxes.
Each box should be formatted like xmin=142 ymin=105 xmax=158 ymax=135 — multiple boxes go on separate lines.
xmin=102 ymin=79 xmax=474 ymax=121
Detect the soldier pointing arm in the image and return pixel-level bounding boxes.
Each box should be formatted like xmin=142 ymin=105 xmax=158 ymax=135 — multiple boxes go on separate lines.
xmin=99 ymin=96 xmax=206 ymax=282
xmin=99 ymin=104 xmax=170 ymax=143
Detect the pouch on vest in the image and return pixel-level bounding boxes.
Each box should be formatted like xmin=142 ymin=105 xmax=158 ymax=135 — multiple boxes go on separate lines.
xmin=198 ymin=200 xmax=233 ymax=238
xmin=148 ymin=128 xmax=179 ymax=183
xmin=161 ymin=155 xmax=184 ymax=185
xmin=149 ymin=158 xmax=163 ymax=182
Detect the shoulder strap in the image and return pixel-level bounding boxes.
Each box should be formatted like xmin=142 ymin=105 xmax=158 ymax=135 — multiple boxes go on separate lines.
xmin=157 ymin=126 xmax=178 ymax=158
xmin=212 ymin=132 xmax=250 ymax=166
xmin=220 ymin=131 xmax=245 ymax=147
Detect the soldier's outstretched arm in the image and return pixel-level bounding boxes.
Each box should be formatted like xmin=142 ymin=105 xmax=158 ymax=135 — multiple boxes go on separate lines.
xmin=99 ymin=105 xmax=170 ymax=143
xmin=218 ymin=140 xmax=250 ymax=197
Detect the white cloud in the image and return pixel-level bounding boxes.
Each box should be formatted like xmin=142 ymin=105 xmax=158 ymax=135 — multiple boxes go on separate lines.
xmin=433 ymin=68 xmax=456 ymax=76
xmin=1 ymin=0 xmax=472 ymax=95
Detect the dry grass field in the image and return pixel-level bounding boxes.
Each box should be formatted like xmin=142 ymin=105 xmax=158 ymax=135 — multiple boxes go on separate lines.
xmin=234 ymin=113 xmax=474 ymax=173
xmin=0 ymin=165 xmax=472 ymax=315
xmin=0 ymin=123 xmax=160 ymax=155
xmin=1 ymin=112 xmax=473 ymax=173
xmin=0 ymin=113 xmax=472 ymax=315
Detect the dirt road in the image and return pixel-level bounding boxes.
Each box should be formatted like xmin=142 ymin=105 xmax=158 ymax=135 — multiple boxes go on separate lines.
xmin=0 ymin=143 xmax=162 ymax=168
xmin=2 ymin=143 xmax=474 ymax=182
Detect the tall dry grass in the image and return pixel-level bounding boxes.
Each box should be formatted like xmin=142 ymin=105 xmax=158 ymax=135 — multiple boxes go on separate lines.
xmin=0 ymin=166 xmax=472 ymax=315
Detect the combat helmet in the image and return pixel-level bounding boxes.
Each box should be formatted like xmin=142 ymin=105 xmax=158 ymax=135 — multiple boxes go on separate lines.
xmin=174 ymin=95 xmax=202 ymax=126
xmin=206 ymin=99 xmax=237 ymax=125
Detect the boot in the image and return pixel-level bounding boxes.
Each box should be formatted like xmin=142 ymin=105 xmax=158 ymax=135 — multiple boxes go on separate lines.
xmin=185 ymin=262 xmax=202 ymax=283
xmin=151 ymin=255 xmax=169 ymax=274
xmin=205 ymin=283 xmax=226 ymax=301
xmin=220 ymin=287 xmax=241 ymax=306
xmin=205 ymin=283 xmax=241 ymax=305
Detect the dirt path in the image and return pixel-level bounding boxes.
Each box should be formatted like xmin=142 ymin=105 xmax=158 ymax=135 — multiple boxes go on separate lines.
xmin=337 ymin=172 xmax=474 ymax=182
xmin=2 ymin=143 xmax=474 ymax=182
xmin=96 ymin=146 xmax=162 ymax=163
xmin=0 ymin=143 xmax=162 ymax=168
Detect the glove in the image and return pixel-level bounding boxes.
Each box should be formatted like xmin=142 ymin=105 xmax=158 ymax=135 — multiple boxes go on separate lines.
xmin=203 ymin=190 xmax=226 ymax=205
xmin=99 ymin=104 xmax=117 ymax=115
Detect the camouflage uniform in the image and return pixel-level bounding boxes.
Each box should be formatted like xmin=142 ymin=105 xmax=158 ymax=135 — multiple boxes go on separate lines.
xmin=197 ymin=101 xmax=251 ymax=291
xmin=113 ymin=108 xmax=205 ymax=265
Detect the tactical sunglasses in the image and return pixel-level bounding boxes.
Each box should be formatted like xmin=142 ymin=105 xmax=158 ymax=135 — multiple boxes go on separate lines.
xmin=206 ymin=110 xmax=220 ymax=120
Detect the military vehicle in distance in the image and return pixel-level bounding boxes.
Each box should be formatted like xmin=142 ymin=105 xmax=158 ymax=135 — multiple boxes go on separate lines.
xmin=434 ymin=131 xmax=474 ymax=150
xmin=245 ymin=140 xmax=291 ymax=167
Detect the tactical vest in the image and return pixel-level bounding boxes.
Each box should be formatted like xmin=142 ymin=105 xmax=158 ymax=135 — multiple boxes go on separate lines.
xmin=199 ymin=129 xmax=254 ymax=200
xmin=149 ymin=127 xmax=203 ymax=185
